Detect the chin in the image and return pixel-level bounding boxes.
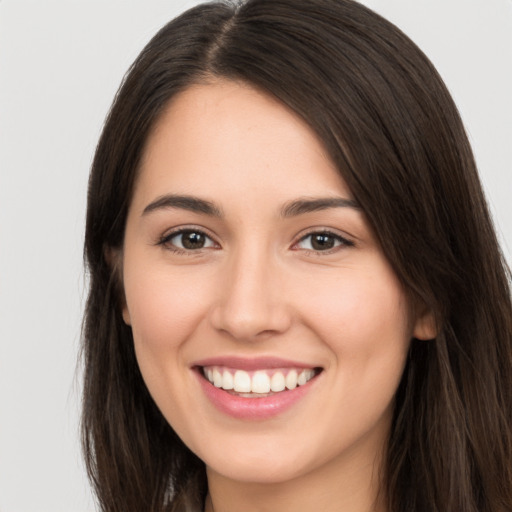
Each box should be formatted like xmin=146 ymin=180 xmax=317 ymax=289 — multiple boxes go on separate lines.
xmin=197 ymin=432 xmax=326 ymax=485
xmin=205 ymin=454 xmax=310 ymax=485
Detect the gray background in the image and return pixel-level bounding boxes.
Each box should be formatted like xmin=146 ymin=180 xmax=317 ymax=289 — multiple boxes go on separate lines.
xmin=0 ymin=1 xmax=510 ymax=511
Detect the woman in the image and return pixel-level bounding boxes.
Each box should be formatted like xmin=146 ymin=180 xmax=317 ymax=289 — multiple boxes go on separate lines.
xmin=81 ymin=0 xmax=512 ymax=511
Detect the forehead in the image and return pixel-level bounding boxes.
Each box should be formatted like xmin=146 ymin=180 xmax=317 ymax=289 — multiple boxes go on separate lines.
xmin=133 ymin=79 xmax=351 ymax=212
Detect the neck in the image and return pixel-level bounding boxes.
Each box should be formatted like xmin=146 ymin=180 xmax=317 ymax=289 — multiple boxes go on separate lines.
xmin=204 ymin=442 xmax=387 ymax=512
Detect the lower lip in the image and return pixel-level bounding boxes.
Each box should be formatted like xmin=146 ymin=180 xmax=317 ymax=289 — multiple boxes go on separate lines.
xmin=195 ymin=369 xmax=319 ymax=420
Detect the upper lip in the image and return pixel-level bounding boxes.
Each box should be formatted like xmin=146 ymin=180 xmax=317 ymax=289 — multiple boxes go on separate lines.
xmin=192 ymin=356 xmax=320 ymax=371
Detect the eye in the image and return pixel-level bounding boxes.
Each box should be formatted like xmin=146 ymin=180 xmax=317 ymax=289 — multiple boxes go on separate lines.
xmin=294 ymin=231 xmax=353 ymax=252
xmin=160 ymin=229 xmax=217 ymax=252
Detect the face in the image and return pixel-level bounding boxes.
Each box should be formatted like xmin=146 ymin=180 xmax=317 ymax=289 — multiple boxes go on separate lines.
xmin=121 ymin=80 xmax=432 ymax=487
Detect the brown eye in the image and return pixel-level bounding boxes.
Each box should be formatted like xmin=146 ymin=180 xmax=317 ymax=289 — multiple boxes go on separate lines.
xmin=311 ymin=233 xmax=336 ymax=250
xmin=162 ymin=229 xmax=216 ymax=251
xmin=181 ymin=231 xmax=206 ymax=249
xmin=295 ymin=231 xmax=353 ymax=252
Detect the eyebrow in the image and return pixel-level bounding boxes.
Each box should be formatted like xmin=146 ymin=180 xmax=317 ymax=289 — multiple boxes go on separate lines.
xmin=141 ymin=194 xmax=360 ymax=218
xmin=142 ymin=194 xmax=223 ymax=217
xmin=280 ymin=197 xmax=360 ymax=217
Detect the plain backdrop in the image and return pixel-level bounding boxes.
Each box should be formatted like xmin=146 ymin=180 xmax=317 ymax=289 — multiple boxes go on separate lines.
xmin=0 ymin=1 xmax=510 ymax=511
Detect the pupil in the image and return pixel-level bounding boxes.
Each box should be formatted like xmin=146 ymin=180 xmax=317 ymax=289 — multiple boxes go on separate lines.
xmin=182 ymin=231 xmax=205 ymax=249
xmin=311 ymin=234 xmax=334 ymax=250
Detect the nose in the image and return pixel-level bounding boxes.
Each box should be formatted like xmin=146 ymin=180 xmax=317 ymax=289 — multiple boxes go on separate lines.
xmin=209 ymin=248 xmax=292 ymax=342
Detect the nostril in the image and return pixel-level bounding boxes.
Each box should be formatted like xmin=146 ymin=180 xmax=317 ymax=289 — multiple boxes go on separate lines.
xmin=208 ymin=276 xmax=292 ymax=340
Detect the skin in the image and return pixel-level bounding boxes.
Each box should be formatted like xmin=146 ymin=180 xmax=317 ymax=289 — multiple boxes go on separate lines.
xmin=121 ymin=79 xmax=434 ymax=512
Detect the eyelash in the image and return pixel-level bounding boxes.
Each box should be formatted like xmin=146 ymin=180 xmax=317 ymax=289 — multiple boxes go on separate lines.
xmin=157 ymin=227 xmax=354 ymax=255
xmin=157 ymin=227 xmax=218 ymax=255
xmin=292 ymin=229 xmax=354 ymax=254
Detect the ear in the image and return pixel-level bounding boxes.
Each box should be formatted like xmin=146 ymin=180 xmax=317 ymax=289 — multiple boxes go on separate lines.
xmin=122 ymin=305 xmax=132 ymax=326
xmin=104 ymin=245 xmax=131 ymax=326
xmin=412 ymin=306 xmax=437 ymax=341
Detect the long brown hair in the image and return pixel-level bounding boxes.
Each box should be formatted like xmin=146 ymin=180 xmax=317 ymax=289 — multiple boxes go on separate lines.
xmin=82 ymin=1 xmax=512 ymax=510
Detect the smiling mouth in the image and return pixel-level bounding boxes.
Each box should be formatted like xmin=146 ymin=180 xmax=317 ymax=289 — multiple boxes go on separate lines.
xmin=199 ymin=366 xmax=323 ymax=397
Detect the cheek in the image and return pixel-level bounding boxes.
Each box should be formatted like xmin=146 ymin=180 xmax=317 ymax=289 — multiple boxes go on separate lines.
xmin=308 ymin=269 xmax=406 ymax=324
xmin=296 ymin=261 xmax=411 ymax=371
xmin=122 ymin=261 xmax=220 ymax=434
xmin=122 ymin=259 xmax=217 ymax=370
xmin=296 ymin=266 xmax=411 ymax=440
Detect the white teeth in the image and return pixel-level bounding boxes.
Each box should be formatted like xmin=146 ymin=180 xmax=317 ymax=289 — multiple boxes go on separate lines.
xmin=270 ymin=372 xmax=286 ymax=392
xmin=222 ymin=370 xmax=234 ymax=390
xmin=233 ymin=370 xmax=252 ymax=393
xmin=297 ymin=369 xmax=308 ymax=386
xmin=213 ymin=369 xmax=223 ymax=388
xmin=285 ymin=369 xmax=298 ymax=390
xmin=251 ymin=371 xmax=271 ymax=393
xmin=204 ymin=366 xmax=317 ymax=394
